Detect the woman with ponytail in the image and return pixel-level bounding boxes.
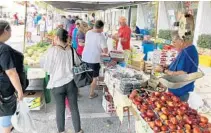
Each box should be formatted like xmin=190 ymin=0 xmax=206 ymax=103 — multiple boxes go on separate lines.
xmin=43 ymin=28 xmax=83 ymax=133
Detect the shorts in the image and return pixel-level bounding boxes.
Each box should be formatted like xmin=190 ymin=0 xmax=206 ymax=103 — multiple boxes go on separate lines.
xmin=0 ymin=115 xmax=12 ymax=128
xmin=86 ymin=63 xmax=100 ymax=78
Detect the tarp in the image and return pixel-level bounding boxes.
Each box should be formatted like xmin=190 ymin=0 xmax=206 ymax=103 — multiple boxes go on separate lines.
xmin=45 ymin=1 xmax=144 ymax=11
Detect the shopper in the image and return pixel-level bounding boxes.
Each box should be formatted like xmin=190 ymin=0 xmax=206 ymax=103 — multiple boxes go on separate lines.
xmin=13 ymin=13 xmax=18 ymax=26
xmin=61 ymin=15 xmax=69 ymax=31
xmin=38 ymin=16 xmax=47 ymax=42
xmin=68 ymin=19 xmax=76 ymax=40
xmin=43 ymin=28 xmax=83 ymax=133
xmin=72 ymin=20 xmax=80 ymax=50
xmin=155 ymin=15 xmax=198 ymax=102
xmin=88 ymin=13 xmax=95 ymax=29
xmin=112 ymin=16 xmax=131 ymax=50
xmin=26 ymin=14 xmax=34 ymax=43
xmin=82 ymin=20 xmax=108 ymax=99
xmin=84 ymin=14 xmax=88 ymax=23
xmin=36 ymin=13 xmax=42 ymax=36
xmin=77 ymin=21 xmax=89 ymax=57
xmin=0 ymin=20 xmax=24 ymax=133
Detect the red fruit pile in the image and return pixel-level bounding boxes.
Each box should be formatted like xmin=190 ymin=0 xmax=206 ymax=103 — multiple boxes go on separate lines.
xmin=129 ymin=91 xmax=211 ymax=133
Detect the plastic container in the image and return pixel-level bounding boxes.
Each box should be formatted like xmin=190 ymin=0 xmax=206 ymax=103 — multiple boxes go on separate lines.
xmin=199 ymin=55 xmax=211 ymax=67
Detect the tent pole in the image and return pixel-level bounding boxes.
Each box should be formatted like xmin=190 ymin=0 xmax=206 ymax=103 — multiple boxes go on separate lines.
xmin=23 ymin=1 xmax=28 ymax=53
xmin=155 ymin=1 xmax=159 ymax=37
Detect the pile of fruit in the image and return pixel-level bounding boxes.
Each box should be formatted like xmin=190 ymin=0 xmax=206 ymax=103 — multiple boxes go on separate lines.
xmin=24 ymin=42 xmax=50 ymax=66
xmin=129 ymin=90 xmax=211 ymax=133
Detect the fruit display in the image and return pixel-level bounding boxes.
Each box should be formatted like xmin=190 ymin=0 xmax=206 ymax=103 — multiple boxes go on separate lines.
xmin=129 ymin=90 xmax=211 ymax=133
xmin=24 ymin=42 xmax=50 ymax=66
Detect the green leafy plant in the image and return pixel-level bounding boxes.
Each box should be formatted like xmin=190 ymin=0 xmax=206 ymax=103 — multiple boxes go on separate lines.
xmin=158 ymin=30 xmax=172 ymax=41
xmin=197 ymin=34 xmax=211 ymax=49
xmin=149 ymin=28 xmax=155 ymax=37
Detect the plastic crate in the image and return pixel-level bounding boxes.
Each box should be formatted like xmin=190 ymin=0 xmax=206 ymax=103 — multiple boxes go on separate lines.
xmin=199 ymin=55 xmax=211 ymax=67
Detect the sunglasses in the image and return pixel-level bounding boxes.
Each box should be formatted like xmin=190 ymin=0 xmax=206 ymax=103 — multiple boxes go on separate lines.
xmin=4 ymin=23 xmax=10 ymax=31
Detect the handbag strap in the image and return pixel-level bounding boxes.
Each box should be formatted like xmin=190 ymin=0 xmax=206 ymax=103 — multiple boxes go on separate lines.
xmin=71 ymin=46 xmax=76 ymax=66
xmin=183 ymin=49 xmax=204 ymax=74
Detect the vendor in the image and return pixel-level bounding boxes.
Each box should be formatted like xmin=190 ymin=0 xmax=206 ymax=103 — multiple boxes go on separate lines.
xmin=142 ymin=35 xmax=155 ymax=61
xmin=156 ymin=30 xmax=198 ymax=102
xmin=112 ymin=16 xmax=131 ymax=50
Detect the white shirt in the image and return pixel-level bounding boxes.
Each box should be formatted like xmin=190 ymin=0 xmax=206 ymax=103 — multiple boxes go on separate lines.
xmin=42 ymin=46 xmax=80 ymax=89
xmin=38 ymin=20 xmax=47 ymax=32
xmin=82 ymin=30 xmax=107 ymax=63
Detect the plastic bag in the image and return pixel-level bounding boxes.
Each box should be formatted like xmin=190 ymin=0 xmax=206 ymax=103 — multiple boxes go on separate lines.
xmin=117 ymin=39 xmax=123 ymax=51
xmin=188 ymin=92 xmax=204 ymax=110
xmin=11 ymin=101 xmax=37 ymax=133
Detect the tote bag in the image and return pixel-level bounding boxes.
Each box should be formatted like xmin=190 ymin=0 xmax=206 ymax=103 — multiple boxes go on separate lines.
xmin=71 ymin=47 xmax=93 ymax=88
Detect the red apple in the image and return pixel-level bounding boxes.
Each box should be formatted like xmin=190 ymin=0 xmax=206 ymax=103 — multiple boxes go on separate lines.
xmin=144 ymin=117 xmax=151 ymax=122
xmin=161 ymin=95 xmax=169 ymax=102
xmin=168 ymin=123 xmax=176 ymax=131
xmin=172 ymin=95 xmax=180 ymax=102
xmin=167 ymin=101 xmax=174 ymax=107
xmin=148 ymin=121 xmax=155 ymax=129
xmin=170 ymin=117 xmax=178 ymax=125
xmin=154 ymin=92 xmax=161 ymax=97
xmin=185 ymin=117 xmax=193 ymax=125
xmin=193 ymin=127 xmax=202 ymax=133
xmin=150 ymin=97 xmax=157 ymax=102
xmin=142 ymin=103 xmax=148 ymax=110
xmin=177 ymin=124 xmax=183 ymax=130
xmin=141 ymin=112 xmax=147 ymax=118
xmin=184 ymin=124 xmax=191 ymax=130
xmin=164 ymin=120 xmax=171 ymax=125
xmin=200 ymin=116 xmax=209 ymax=124
xmin=161 ymin=107 xmax=169 ymax=115
xmin=146 ymin=110 xmax=155 ymax=118
xmin=176 ymin=115 xmax=183 ymax=121
xmin=176 ymin=130 xmax=184 ymax=133
xmin=166 ymin=92 xmax=174 ymax=96
xmin=139 ymin=108 xmax=146 ymax=113
xmin=155 ymin=119 xmax=163 ymax=127
xmin=177 ymin=109 xmax=185 ymax=115
xmin=153 ymin=126 xmax=161 ymax=132
xmin=161 ymin=125 xmax=168 ymax=131
xmin=199 ymin=122 xmax=207 ymax=128
xmin=160 ymin=114 xmax=168 ymax=121
xmin=185 ymin=129 xmax=192 ymax=133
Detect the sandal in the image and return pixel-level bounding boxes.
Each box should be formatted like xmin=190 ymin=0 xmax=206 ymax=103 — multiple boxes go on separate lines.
xmin=89 ymin=93 xmax=98 ymax=99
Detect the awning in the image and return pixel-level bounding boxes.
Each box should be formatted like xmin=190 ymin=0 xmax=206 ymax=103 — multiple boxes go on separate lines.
xmin=45 ymin=1 xmax=145 ymax=11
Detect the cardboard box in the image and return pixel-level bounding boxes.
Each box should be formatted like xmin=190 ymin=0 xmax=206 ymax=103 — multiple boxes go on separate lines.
xmin=23 ymin=91 xmax=44 ymax=110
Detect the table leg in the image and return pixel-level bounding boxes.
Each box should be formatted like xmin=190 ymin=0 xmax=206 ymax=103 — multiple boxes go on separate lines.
xmin=127 ymin=107 xmax=131 ymax=133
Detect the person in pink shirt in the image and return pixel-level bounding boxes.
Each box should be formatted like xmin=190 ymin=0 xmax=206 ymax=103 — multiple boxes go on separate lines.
xmin=77 ymin=21 xmax=89 ymax=57
xmin=68 ymin=20 xmax=76 ymax=40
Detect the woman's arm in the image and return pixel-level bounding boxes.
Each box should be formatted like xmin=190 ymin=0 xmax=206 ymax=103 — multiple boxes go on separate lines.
xmin=164 ymin=70 xmax=187 ymax=76
xmin=78 ymin=39 xmax=85 ymax=46
xmin=6 ymin=68 xmax=23 ymax=100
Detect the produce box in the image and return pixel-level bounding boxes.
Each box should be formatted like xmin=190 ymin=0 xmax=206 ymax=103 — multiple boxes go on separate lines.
xmin=23 ymin=91 xmax=44 ymax=110
xmin=199 ymin=55 xmax=211 ymax=67
xmin=131 ymin=60 xmax=145 ymax=71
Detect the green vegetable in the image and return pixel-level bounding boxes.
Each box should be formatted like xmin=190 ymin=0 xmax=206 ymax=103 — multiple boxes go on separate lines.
xmin=197 ymin=34 xmax=211 ymax=49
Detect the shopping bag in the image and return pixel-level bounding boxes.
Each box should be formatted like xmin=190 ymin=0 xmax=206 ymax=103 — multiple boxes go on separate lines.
xmin=117 ymin=39 xmax=124 ymax=51
xmin=11 ymin=101 xmax=37 ymax=133
xmin=188 ymin=92 xmax=203 ymax=110
xmin=71 ymin=47 xmax=93 ymax=88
